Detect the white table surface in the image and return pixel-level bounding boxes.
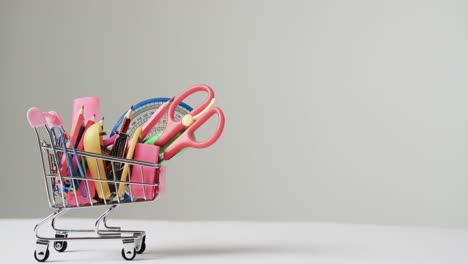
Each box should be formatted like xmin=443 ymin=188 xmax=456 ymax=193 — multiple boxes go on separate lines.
xmin=2 ymin=218 xmax=468 ymax=264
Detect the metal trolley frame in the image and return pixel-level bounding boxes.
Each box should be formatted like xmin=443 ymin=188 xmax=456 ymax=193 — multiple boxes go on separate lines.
xmin=31 ymin=124 xmax=163 ymax=262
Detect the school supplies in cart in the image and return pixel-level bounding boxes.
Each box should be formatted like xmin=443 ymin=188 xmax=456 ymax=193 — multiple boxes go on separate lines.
xmin=27 ymin=85 xmax=225 ymax=262
xmin=154 ymin=85 xmax=224 ymax=161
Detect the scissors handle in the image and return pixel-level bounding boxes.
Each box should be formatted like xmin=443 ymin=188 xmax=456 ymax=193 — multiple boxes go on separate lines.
xmin=156 ymin=84 xmax=215 ymax=147
xmin=169 ymin=84 xmax=215 ymax=120
xmin=163 ymin=107 xmax=225 ymax=161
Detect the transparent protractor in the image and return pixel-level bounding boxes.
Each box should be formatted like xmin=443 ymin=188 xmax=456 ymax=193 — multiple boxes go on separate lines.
xmin=111 ymin=98 xmax=193 ymax=139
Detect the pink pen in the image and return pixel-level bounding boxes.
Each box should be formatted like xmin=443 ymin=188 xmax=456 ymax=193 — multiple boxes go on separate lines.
xmin=103 ymin=134 xmax=117 ymax=148
xmin=140 ymin=97 xmax=174 ymax=141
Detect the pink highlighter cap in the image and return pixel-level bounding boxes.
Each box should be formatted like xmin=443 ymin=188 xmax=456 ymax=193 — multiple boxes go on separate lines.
xmin=72 ymin=96 xmax=100 ymax=124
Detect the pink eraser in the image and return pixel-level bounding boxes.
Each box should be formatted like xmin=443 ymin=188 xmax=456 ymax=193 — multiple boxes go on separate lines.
xmin=27 ymin=107 xmax=47 ymax=128
xmin=130 ymin=143 xmax=160 ymax=200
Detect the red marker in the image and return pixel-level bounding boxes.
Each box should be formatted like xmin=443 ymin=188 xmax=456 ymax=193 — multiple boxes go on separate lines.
xmin=119 ymin=106 xmax=133 ymax=134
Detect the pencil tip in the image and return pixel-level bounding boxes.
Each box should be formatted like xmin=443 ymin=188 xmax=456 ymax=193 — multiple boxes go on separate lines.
xmin=125 ymin=107 xmax=132 ymax=118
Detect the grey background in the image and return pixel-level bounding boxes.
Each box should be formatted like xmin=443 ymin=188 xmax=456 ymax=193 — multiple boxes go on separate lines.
xmin=1 ymin=0 xmax=467 ymax=227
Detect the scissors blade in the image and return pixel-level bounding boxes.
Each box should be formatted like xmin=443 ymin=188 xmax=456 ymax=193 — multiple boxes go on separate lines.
xmin=155 ymin=85 xmax=215 ymax=147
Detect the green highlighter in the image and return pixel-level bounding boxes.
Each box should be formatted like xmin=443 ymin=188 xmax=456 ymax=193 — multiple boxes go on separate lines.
xmin=143 ymin=131 xmax=193 ymax=161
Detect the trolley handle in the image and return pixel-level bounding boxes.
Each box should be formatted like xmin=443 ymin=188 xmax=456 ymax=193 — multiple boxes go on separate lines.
xmin=27 ymin=107 xmax=63 ymax=128
xmin=27 ymin=107 xmax=47 ymax=128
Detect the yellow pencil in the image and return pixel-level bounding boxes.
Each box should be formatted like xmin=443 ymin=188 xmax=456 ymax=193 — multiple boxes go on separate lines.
xmin=117 ymin=127 xmax=142 ymax=197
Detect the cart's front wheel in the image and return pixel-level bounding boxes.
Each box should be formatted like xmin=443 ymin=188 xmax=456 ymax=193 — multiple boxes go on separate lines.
xmin=121 ymin=248 xmax=136 ymax=261
xmin=54 ymin=241 xmax=67 ymax=252
xmin=136 ymin=236 xmax=146 ymax=254
xmin=34 ymin=249 xmax=50 ymax=262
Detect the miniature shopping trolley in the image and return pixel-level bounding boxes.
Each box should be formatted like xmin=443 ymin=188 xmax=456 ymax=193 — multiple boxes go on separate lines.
xmin=28 ymin=86 xmax=226 ymax=262
xmin=27 ymin=108 xmax=165 ymax=262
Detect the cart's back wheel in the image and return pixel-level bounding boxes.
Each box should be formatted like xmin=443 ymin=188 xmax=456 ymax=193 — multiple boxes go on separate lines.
xmin=121 ymin=248 xmax=136 ymax=261
xmin=34 ymin=249 xmax=50 ymax=262
xmin=54 ymin=241 xmax=67 ymax=252
xmin=136 ymin=236 xmax=146 ymax=254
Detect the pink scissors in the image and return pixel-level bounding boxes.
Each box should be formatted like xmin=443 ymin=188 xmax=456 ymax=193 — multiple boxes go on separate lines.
xmin=155 ymin=85 xmax=225 ymax=160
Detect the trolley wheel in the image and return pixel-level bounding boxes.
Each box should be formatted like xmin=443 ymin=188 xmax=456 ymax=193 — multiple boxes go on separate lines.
xmin=136 ymin=236 xmax=146 ymax=254
xmin=34 ymin=249 xmax=50 ymax=262
xmin=53 ymin=241 xmax=68 ymax=252
xmin=121 ymin=248 xmax=136 ymax=261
